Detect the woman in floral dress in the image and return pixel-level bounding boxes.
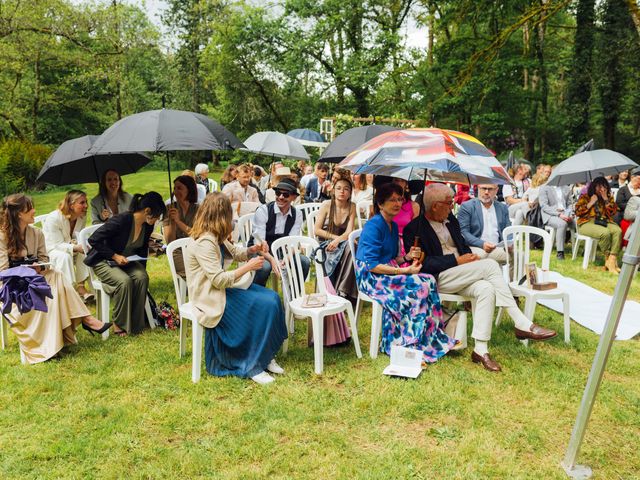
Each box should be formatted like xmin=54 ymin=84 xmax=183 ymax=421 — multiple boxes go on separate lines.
xmin=354 ymin=182 xmax=456 ymax=363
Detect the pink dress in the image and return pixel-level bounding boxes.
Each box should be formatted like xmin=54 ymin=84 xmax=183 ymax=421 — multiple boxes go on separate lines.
xmin=393 ymin=199 xmax=414 ymax=256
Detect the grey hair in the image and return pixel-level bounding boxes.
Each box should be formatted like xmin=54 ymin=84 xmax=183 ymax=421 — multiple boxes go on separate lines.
xmin=194 ymin=163 xmax=209 ymax=175
xmin=423 ymin=183 xmax=453 ymax=211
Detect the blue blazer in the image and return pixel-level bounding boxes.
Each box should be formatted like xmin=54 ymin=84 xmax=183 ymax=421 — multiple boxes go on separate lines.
xmin=457 ymin=198 xmax=510 ymax=248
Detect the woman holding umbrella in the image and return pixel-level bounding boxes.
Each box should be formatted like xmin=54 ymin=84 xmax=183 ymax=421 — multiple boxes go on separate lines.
xmin=1 ymin=194 xmax=110 ymax=364
xmin=575 ymin=176 xmax=623 ymax=273
xmin=90 ymin=170 xmax=133 ymax=225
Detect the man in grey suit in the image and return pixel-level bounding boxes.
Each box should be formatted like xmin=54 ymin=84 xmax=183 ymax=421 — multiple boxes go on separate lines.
xmin=538 ymin=183 xmax=575 ymax=259
xmin=457 ymin=184 xmax=510 ymax=264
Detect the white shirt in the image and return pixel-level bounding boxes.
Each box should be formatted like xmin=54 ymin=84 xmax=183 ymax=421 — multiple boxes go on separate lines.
xmin=480 ymin=203 xmax=499 ymax=244
xmin=503 ymin=180 xmax=526 ymax=199
xmin=428 ymin=219 xmax=459 ymax=257
xmin=554 ymin=186 xmax=565 ymax=210
xmin=352 ymin=187 xmax=374 ymax=205
xmin=252 ymin=203 xmax=303 ymax=245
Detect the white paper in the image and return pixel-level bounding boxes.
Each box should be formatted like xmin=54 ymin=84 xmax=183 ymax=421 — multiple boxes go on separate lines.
xmin=383 ymin=345 xmax=423 ymax=378
xmin=126 ymin=255 xmax=147 ymax=262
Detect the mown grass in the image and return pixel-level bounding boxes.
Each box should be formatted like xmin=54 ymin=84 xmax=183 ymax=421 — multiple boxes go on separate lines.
xmin=1 ymin=171 xmax=639 ymax=479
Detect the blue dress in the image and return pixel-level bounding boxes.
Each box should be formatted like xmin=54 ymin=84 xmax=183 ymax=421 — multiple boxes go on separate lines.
xmin=205 ymin=249 xmax=288 ymax=378
xmin=355 ymin=214 xmax=455 ymax=363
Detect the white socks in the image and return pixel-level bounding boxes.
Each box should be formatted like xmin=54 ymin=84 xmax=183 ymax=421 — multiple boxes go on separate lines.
xmin=474 ymin=340 xmax=489 ymax=356
xmin=506 ymin=306 xmax=533 ymax=331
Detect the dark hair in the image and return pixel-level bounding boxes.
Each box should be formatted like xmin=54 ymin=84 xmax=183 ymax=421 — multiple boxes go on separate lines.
xmin=316 ymin=162 xmax=329 ymax=172
xmin=129 ymin=191 xmax=167 ymax=218
xmin=327 ymin=177 xmax=353 ymax=234
xmin=587 ymin=176 xmax=611 ymax=198
xmin=98 ymin=169 xmax=125 ymax=200
xmin=253 ymin=166 xmax=262 ymax=177
xmin=174 ymin=175 xmax=198 ymax=204
xmin=0 ymin=193 xmax=34 ymax=258
xmin=374 ymin=182 xmax=404 ymax=214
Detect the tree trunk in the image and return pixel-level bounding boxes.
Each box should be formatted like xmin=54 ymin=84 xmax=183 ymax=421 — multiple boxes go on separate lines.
xmin=32 ymin=51 xmax=40 ymax=140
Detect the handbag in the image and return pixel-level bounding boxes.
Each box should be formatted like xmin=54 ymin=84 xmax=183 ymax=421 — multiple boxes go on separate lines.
xmin=311 ymin=240 xmax=347 ymax=277
xmin=155 ymin=300 xmax=180 ymax=330
xmin=9 ymin=256 xmax=39 ymax=268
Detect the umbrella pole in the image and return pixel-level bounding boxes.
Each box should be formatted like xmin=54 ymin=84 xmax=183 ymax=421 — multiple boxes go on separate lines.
xmin=166 ymin=151 xmax=173 ymax=206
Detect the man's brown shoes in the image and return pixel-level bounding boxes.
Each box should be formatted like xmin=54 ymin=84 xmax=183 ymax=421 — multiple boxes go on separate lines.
xmin=514 ymin=323 xmax=557 ymax=341
xmin=471 ymin=351 xmax=502 ymax=372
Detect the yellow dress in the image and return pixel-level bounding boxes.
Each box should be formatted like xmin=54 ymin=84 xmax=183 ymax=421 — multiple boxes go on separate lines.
xmin=0 ymin=226 xmax=90 ymax=364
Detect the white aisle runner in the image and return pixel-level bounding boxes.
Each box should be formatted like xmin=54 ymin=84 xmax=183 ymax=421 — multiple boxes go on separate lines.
xmin=537 ymin=271 xmax=640 ymax=340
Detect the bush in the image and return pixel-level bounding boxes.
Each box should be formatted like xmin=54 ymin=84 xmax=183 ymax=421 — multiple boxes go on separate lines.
xmin=0 ymin=139 xmax=52 ymax=196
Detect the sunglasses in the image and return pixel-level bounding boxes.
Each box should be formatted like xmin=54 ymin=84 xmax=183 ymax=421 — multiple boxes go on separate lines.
xmin=274 ymin=190 xmax=292 ymax=198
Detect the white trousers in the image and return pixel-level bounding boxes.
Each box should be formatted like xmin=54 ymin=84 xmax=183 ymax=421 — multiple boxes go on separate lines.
xmin=49 ymin=250 xmax=89 ymax=286
xmin=437 ymin=259 xmax=517 ymax=342
xmin=470 ymin=246 xmax=508 ymax=264
xmin=509 ymin=202 xmax=530 ymax=226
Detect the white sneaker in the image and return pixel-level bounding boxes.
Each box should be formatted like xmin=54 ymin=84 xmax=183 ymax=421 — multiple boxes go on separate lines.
xmin=251 ymin=371 xmax=275 ymax=385
xmin=266 ymin=359 xmax=285 ymax=375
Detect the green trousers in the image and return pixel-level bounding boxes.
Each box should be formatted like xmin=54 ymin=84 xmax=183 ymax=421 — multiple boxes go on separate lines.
xmin=92 ymin=260 xmax=149 ymax=334
xmin=577 ymin=220 xmax=622 ymax=257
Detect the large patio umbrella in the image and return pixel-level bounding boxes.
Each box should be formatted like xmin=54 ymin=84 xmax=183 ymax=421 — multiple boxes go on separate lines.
xmin=243 ymin=131 xmax=309 ymax=161
xmin=36 ymin=135 xmax=151 ymax=186
xmin=546 ymin=149 xmax=638 ymax=186
xmin=319 ymin=125 xmax=399 ymax=163
xmin=338 ymin=128 xmax=512 ymax=185
xmin=88 ymin=109 xmax=244 ymax=200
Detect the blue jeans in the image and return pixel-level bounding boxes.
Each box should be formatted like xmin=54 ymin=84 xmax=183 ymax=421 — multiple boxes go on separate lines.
xmin=253 ymin=255 xmax=311 ymax=287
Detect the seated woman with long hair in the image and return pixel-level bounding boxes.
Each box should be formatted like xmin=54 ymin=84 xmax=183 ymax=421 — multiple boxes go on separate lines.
xmin=84 ymin=192 xmax=166 ymax=336
xmin=219 ymin=164 xmax=238 ymax=190
xmin=313 ymin=177 xmax=358 ymax=346
xmin=43 ymin=190 xmax=93 ymax=301
xmin=90 ymin=169 xmax=133 ymax=224
xmin=1 ymin=194 xmax=110 ymax=364
xmin=184 ymin=192 xmax=287 ymax=385
xmin=354 ymin=183 xmax=456 ymax=363
xmin=163 ymin=175 xmax=199 ymax=279
xmin=574 ymin=176 xmax=622 ymax=273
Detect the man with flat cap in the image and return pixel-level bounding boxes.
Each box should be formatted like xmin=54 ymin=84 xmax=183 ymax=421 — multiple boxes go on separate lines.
xmin=251 ymin=177 xmax=310 ymax=286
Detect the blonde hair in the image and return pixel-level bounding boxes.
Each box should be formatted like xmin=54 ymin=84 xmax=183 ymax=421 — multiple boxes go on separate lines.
xmin=181 ymin=169 xmax=196 ymax=180
xmin=531 ymin=173 xmax=546 ymax=188
xmin=58 ymin=190 xmax=86 ymax=218
xmin=237 ymin=163 xmax=253 ymax=175
xmin=190 ymin=192 xmax=233 ymax=241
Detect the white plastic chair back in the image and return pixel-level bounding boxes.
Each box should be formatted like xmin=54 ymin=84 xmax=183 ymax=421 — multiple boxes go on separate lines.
xmin=33 ymin=213 xmax=51 ymax=228
xmin=234 ymin=213 xmax=254 ymax=246
xmin=502 ymin=225 xmax=552 ymax=285
xmin=272 ymin=236 xmax=322 ymax=304
xmin=306 ymin=209 xmax=321 ymax=241
xmin=166 ymin=238 xmax=190 ymax=306
xmin=295 ymin=202 xmax=323 ymax=235
xmin=356 ymin=200 xmax=372 ymax=229
xmin=231 ymin=201 xmax=261 ymax=219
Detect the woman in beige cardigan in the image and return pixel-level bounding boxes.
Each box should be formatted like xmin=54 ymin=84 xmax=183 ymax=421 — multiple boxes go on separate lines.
xmin=184 ymin=192 xmax=287 ymax=385
xmin=1 ymin=194 xmax=110 ymax=364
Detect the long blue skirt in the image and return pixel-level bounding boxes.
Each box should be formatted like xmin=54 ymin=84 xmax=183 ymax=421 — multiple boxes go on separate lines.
xmin=205 ymin=284 xmax=288 ymax=378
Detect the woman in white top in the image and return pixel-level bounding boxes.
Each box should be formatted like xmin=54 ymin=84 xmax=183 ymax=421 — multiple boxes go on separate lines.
xmin=90 ymin=169 xmax=133 ymax=224
xmin=43 ymin=190 xmax=92 ymax=300
xmin=351 ymin=174 xmax=374 ymax=205
xmin=504 ymin=163 xmax=532 ymax=225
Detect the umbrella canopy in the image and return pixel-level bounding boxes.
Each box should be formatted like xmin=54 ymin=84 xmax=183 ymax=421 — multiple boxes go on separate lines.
xmin=319 ymin=125 xmax=399 ymax=163
xmin=243 ymin=131 xmax=309 ymax=161
xmin=0 ymin=266 xmax=52 ymax=316
xmin=575 ymin=138 xmax=595 ymax=154
xmin=287 ymin=128 xmax=325 ymax=143
xmin=88 ymin=109 xmax=244 ymax=154
xmin=546 ymin=149 xmax=638 ymax=186
xmin=36 ymin=135 xmax=151 ymax=186
xmin=338 ymin=128 xmax=512 ymax=185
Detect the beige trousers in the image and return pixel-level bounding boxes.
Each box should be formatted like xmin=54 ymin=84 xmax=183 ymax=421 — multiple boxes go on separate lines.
xmin=437 ymin=259 xmax=517 ymax=342
xmin=470 ymin=246 xmax=508 ymax=264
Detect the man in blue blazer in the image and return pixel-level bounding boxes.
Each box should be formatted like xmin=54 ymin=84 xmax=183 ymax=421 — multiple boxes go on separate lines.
xmin=457 ymin=184 xmax=510 ymax=264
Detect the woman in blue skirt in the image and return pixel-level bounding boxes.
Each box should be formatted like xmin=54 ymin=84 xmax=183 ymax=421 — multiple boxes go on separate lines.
xmin=184 ymin=193 xmax=287 ymax=385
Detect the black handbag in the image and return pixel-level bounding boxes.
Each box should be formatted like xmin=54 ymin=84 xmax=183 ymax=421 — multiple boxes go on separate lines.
xmin=594 ymin=203 xmax=608 ymax=227
xmin=8 ymin=256 xmax=39 ymax=268
xmin=525 ymin=204 xmax=545 ymax=249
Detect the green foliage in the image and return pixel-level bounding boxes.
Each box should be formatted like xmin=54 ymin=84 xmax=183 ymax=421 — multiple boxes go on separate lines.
xmin=0 ymin=139 xmax=51 ymax=196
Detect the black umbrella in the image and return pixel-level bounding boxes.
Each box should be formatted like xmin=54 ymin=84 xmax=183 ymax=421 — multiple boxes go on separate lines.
xmin=319 ymin=125 xmax=399 ymax=163
xmin=88 ymin=108 xmax=245 ymax=200
xmin=575 ymin=138 xmax=595 ymax=154
xmin=36 ymin=135 xmax=151 ymax=186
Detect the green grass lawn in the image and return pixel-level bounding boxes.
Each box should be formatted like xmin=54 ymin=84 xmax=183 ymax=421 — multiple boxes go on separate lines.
xmin=1 ymin=170 xmax=639 ymax=479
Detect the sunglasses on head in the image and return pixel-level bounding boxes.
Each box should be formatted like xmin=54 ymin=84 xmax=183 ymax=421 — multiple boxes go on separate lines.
xmin=275 ymin=189 xmax=291 ymax=198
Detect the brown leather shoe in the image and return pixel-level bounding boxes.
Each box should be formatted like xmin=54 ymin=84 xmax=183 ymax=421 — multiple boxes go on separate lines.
xmin=471 ymin=351 xmax=502 ymax=372
xmin=514 ymin=323 xmax=557 ymax=341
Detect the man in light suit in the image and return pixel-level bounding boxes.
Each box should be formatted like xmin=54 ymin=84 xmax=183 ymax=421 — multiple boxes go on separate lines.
xmin=538 ymin=183 xmax=575 ymax=259
xmin=457 ymin=184 xmax=510 ymax=264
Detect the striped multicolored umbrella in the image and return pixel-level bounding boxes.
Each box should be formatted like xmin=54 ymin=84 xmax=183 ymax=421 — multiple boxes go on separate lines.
xmin=338 ymin=128 xmax=512 ymax=185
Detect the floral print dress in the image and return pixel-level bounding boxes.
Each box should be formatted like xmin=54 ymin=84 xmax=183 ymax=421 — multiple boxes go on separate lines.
xmin=354 ymin=214 xmax=455 ymax=363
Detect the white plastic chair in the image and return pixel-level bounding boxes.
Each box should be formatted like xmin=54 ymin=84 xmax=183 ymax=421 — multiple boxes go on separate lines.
xmin=306 ymin=209 xmax=321 ymax=241
xmin=33 ymin=213 xmax=51 ymax=228
xmin=77 ymin=225 xmax=156 ymax=340
xmin=295 ymin=202 xmax=322 ymax=235
xmin=572 ymin=233 xmax=597 ymax=269
xmin=166 ymin=238 xmax=203 ymax=382
xmin=499 ymin=225 xmax=570 ymax=343
xmin=234 ymin=213 xmax=254 ymax=246
xmin=356 ymin=200 xmax=372 ymax=229
xmin=271 ymin=235 xmax=362 ymax=374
